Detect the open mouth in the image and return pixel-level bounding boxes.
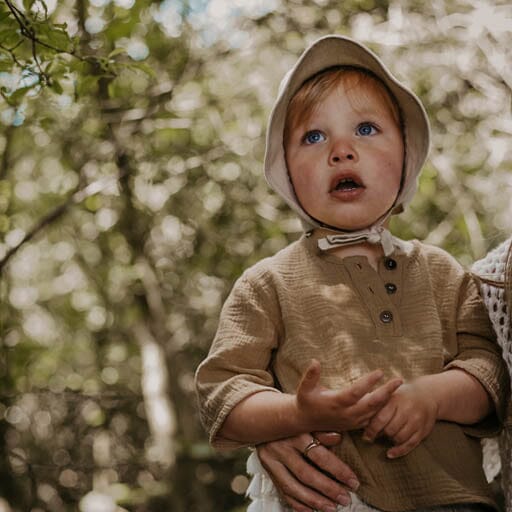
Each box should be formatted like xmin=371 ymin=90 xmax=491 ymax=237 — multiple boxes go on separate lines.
xmin=330 ymin=175 xmax=364 ymax=192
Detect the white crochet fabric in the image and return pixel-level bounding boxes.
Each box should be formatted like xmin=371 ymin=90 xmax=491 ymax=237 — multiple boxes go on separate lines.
xmin=472 ymin=237 xmax=512 ymax=511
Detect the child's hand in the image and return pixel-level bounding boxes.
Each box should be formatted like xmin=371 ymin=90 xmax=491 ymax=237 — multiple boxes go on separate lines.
xmin=362 ymin=380 xmax=439 ymax=458
xmin=295 ymin=359 xmax=403 ymax=432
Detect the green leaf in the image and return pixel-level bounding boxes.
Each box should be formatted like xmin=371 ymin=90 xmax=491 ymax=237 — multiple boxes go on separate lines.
xmin=75 ymin=75 xmax=100 ymax=97
xmin=0 ymin=11 xmax=12 ymax=24
xmin=8 ymin=85 xmax=34 ymax=105
xmin=44 ymin=57 xmax=71 ymax=80
xmin=38 ymin=116 xmax=54 ymax=131
xmin=50 ymin=79 xmax=63 ymax=94
xmin=85 ymin=195 xmax=101 ymax=212
xmin=108 ymin=80 xmax=117 ymax=99
xmin=0 ymin=214 xmax=10 ymax=233
xmin=0 ymin=60 xmax=12 ymax=72
xmin=35 ymin=20 xmax=72 ymax=52
xmin=0 ymin=26 xmax=22 ymax=48
xmin=23 ymin=0 xmax=36 ymax=12
xmin=108 ymin=47 xmax=127 ymax=58
xmin=126 ymin=61 xmax=156 ymax=79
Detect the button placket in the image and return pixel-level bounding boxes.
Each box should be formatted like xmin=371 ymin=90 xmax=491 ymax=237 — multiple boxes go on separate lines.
xmin=343 ymin=258 xmax=402 ymax=337
xmin=384 ymin=257 xmax=397 ymax=270
xmin=385 ymin=283 xmax=397 ymax=294
xmin=380 ymin=310 xmax=393 ymax=323
xmin=376 ymin=256 xmax=402 ymax=335
xmin=381 ymin=255 xmax=403 ymax=305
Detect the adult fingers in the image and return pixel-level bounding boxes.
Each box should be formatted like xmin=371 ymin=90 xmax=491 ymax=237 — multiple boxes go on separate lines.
xmin=362 ymin=402 xmax=397 ymax=442
xmin=258 ymin=435 xmax=353 ymax=508
xmin=281 ymin=482 xmax=345 ymax=512
xmin=284 ymin=494 xmax=314 ymax=512
xmin=303 ymin=440 xmax=360 ymax=493
xmin=313 ymin=431 xmax=343 ymax=447
xmin=262 ymin=451 xmax=350 ymax=512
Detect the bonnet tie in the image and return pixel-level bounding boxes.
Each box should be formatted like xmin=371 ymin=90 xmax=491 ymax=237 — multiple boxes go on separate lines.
xmin=317 ymin=225 xmax=396 ymax=256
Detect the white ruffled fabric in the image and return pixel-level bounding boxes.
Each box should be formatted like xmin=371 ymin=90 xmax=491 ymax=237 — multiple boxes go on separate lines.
xmin=246 ymin=451 xmax=289 ymax=512
xmin=246 ymin=451 xmax=380 ymax=512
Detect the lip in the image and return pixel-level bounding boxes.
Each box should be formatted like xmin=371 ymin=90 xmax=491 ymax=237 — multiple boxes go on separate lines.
xmin=329 ymin=171 xmax=365 ymax=195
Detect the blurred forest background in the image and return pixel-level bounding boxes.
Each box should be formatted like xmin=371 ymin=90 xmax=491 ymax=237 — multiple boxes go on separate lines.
xmin=0 ymin=0 xmax=511 ymax=510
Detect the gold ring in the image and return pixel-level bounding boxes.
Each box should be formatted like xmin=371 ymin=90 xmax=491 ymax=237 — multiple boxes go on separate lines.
xmin=303 ymin=437 xmax=321 ymax=457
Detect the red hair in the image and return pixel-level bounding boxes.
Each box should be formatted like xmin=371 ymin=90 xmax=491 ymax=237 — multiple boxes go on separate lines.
xmin=284 ymin=66 xmax=402 ymax=145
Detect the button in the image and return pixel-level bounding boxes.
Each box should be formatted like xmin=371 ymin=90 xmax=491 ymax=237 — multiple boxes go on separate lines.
xmin=380 ymin=310 xmax=393 ymax=323
xmin=384 ymin=258 xmax=397 ymax=270
xmin=385 ymin=283 xmax=397 ymax=294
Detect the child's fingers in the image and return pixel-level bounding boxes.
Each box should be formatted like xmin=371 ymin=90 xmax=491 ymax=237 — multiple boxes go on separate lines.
xmin=297 ymin=359 xmax=322 ymax=396
xmin=341 ymin=369 xmax=384 ymax=404
xmin=364 ymin=377 xmax=403 ymax=409
xmin=387 ymin=431 xmax=422 ymax=459
xmin=362 ymin=402 xmax=397 ymax=442
xmin=382 ymin=413 xmax=408 ymax=441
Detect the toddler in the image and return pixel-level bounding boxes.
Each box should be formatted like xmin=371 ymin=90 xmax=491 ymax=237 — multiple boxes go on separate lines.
xmin=195 ymin=35 xmax=508 ymax=512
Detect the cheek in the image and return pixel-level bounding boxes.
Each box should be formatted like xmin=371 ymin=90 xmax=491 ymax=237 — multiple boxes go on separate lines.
xmin=288 ymin=169 xmax=318 ymax=212
xmin=288 ymin=158 xmax=313 ymax=191
xmin=379 ymin=149 xmax=404 ymax=185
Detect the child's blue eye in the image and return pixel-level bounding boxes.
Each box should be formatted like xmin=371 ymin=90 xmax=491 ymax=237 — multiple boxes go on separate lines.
xmin=357 ymin=123 xmax=377 ymax=136
xmin=303 ymin=130 xmax=326 ymax=144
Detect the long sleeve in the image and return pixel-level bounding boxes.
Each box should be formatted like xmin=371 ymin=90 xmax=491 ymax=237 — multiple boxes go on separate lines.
xmin=195 ymin=269 xmax=283 ymax=450
xmin=443 ymin=273 xmax=509 ymax=435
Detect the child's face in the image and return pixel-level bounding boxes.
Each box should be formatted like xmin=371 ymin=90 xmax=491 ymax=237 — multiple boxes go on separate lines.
xmin=284 ymin=81 xmax=404 ymax=231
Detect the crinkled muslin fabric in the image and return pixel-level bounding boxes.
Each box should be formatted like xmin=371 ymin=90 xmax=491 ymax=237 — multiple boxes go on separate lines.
xmin=246 ymin=451 xmax=493 ymax=512
xmin=195 ymin=235 xmax=508 ymax=511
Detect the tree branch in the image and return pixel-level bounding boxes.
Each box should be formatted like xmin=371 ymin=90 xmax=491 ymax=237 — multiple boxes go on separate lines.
xmin=0 ymin=175 xmax=121 ymax=274
xmin=4 ymin=0 xmax=94 ymax=77
xmin=0 ymin=126 xmax=14 ymax=181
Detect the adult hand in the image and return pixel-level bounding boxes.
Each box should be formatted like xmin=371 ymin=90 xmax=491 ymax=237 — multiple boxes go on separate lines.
xmin=257 ymin=431 xmax=359 ymax=512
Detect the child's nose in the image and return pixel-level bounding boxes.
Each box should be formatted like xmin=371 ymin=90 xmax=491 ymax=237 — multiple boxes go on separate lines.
xmin=329 ymin=142 xmax=357 ymax=165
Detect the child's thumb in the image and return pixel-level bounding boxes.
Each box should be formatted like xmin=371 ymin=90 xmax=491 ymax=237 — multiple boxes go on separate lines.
xmin=298 ymin=359 xmax=321 ymax=394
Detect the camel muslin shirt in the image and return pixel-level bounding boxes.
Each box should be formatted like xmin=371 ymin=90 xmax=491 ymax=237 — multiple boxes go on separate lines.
xmin=195 ymin=234 xmax=509 ymax=511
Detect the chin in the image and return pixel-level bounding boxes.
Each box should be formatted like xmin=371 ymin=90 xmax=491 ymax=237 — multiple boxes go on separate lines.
xmin=322 ymin=218 xmax=373 ymax=232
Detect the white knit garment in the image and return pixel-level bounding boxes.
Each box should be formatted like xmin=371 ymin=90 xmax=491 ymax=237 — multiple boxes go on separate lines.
xmin=472 ymin=237 xmax=512 ymax=511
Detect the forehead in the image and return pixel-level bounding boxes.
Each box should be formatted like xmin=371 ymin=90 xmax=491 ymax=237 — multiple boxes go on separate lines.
xmin=284 ymin=68 xmax=401 ymax=134
xmin=314 ymin=80 xmax=395 ymax=118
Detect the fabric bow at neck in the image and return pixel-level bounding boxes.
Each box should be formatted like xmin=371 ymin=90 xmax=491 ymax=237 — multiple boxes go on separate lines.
xmin=317 ymin=225 xmax=396 ymax=256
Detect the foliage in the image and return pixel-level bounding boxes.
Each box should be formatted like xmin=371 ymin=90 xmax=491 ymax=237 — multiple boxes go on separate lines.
xmin=0 ymin=0 xmax=511 ymax=510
